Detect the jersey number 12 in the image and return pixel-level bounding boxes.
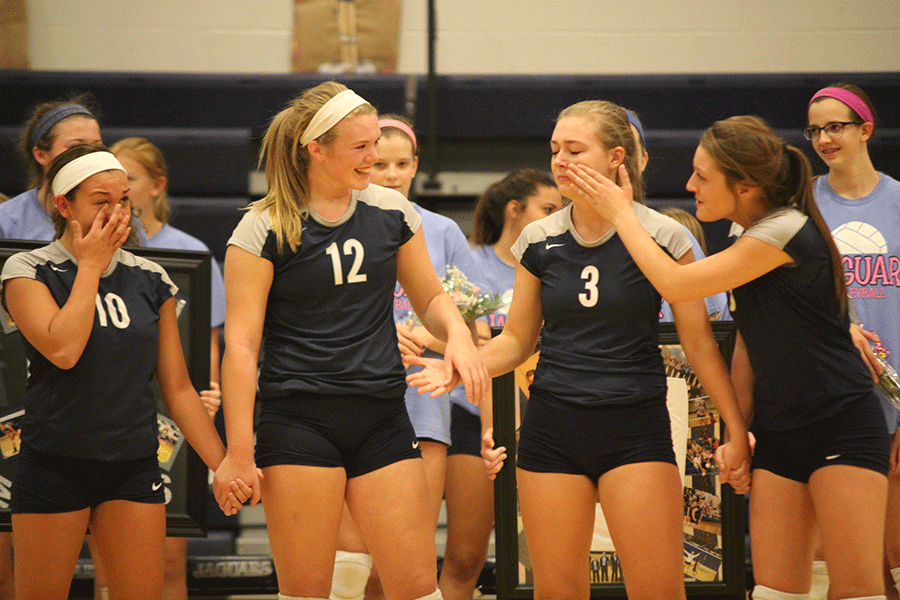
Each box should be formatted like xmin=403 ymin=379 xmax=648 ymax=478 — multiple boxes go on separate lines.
xmin=326 ymin=239 xmax=368 ymax=285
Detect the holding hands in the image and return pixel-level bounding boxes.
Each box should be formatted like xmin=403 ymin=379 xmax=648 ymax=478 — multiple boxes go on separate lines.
xmin=715 ymin=431 xmax=754 ymax=494
xmin=213 ymin=453 xmax=264 ymax=516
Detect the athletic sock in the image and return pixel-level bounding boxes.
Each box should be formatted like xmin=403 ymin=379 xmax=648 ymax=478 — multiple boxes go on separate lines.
xmin=414 ymin=590 xmax=443 ymax=600
xmin=752 ymin=585 xmax=809 ymax=600
xmin=892 ymin=567 xmax=900 ymax=596
xmin=809 ymin=560 xmax=829 ymax=600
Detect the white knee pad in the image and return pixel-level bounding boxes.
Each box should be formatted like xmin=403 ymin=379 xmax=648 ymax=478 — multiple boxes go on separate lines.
xmin=892 ymin=567 xmax=900 ymax=595
xmin=752 ymin=585 xmax=809 ymax=600
xmin=330 ymin=551 xmax=374 ymax=600
xmin=809 ymin=560 xmax=829 ymax=600
xmin=414 ymin=590 xmax=443 ymax=600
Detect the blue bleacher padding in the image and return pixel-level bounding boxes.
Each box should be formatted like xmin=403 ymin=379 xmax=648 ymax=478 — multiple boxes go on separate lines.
xmin=167 ymin=196 xmax=250 ymax=263
xmin=0 ymin=70 xmax=408 ymax=134
xmin=104 ymin=127 xmax=252 ymax=196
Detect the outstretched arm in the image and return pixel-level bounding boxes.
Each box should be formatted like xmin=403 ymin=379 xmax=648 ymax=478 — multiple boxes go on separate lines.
xmin=566 ymin=163 xmax=792 ymax=303
xmin=397 ymin=229 xmax=489 ymax=406
xmin=405 ymin=263 xmax=543 ymax=396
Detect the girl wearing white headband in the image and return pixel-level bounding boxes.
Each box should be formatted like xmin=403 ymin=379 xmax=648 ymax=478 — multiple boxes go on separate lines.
xmin=0 ymin=144 xmax=241 ymax=599
xmin=217 ymin=81 xmax=488 ymax=600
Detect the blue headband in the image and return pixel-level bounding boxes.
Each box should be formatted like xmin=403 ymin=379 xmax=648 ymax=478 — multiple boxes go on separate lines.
xmin=30 ymin=104 xmax=94 ymax=149
xmin=623 ymin=109 xmax=645 ymax=149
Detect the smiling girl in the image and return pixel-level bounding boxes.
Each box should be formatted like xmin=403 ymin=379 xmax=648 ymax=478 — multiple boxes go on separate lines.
xmin=807 ymin=84 xmax=900 ymax=598
xmin=215 ymin=82 xmax=488 ymax=600
xmin=581 ymin=114 xmax=890 ymax=600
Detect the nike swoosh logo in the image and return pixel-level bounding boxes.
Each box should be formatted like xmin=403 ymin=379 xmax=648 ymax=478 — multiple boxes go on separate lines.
xmin=49 ymin=264 xmax=67 ymax=272
xmin=825 ymin=454 xmax=841 ymax=461
xmin=412 ymin=441 xmax=419 ymax=449
xmin=152 ymin=481 xmax=163 ymax=491
xmin=545 ymin=243 xmax=564 ymax=250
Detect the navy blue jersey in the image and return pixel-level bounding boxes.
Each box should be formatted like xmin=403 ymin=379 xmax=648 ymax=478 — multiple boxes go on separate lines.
xmin=732 ymin=207 xmax=878 ymax=430
xmin=228 ymin=184 xmax=421 ymax=400
xmin=512 ymin=203 xmax=692 ymax=406
xmin=0 ymin=241 xmax=176 ymax=460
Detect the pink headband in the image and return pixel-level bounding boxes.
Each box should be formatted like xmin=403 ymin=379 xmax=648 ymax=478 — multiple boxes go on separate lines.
xmin=379 ymin=119 xmax=417 ymax=153
xmin=809 ymin=87 xmax=875 ymax=127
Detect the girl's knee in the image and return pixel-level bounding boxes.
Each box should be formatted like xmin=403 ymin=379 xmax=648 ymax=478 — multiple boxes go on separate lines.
xmin=442 ymin=551 xmax=485 ymax=583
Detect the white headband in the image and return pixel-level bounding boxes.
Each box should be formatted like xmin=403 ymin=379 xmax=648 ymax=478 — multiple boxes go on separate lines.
xmin=299 ymin=89 xmax=370 ymax=147
xmin=51 ymin=151 xmax=127 ymax=197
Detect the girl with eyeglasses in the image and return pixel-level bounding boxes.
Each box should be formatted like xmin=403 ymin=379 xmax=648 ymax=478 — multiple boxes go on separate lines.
xmin=806 ymin=84 xmax=900 ymax=599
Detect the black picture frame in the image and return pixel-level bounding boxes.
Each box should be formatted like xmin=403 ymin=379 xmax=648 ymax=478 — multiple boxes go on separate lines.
xmin=492 ymin=321 xmax=744 ymax=600
xmin=0 ymin=240 xmax=212 ymax=537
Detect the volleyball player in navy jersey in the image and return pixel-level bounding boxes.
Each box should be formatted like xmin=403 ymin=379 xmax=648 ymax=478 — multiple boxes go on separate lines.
xmin=215 ymin=82 xmax=488 ymax=600
xmin=0 ymin=144 xmax=240 ymax=600
xmin=330 ymin=114 xmax=485 ymax=600
xmin=583 ymin=115 xmax=890 ymax=600
xmin=408 ymin=100 xmax=750 ymax=600
xmin=439 ymin=168 xmax=563 ymax=600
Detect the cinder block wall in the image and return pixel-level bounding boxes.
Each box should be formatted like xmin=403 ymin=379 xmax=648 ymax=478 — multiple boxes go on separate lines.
xmin=24 ymin=0 xmax=900 ymax=74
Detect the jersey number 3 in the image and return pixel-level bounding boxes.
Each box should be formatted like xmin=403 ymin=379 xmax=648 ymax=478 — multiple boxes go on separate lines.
xmin=579 ymin=265 xmax=599 ymax=308
xmin=326 ymin=239 xmax=368 ymax=285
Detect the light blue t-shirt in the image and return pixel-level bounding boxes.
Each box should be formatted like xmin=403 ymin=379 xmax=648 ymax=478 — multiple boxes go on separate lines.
xmin=145 ymin=223 xmax=226 ymax=328
xmin=0 ymin=187 xmax=149 ymax=245
xmin=659 ymin=226 xmax=731 ymax=322
xmin=816 ymin=173 xmax=900 ymax=432
xmin=0 ymin=188 xmax=55 ymax=241
xmin=394 ymin=204 xmax=484 ymax=441
xmin=451 ymin=244 xmax=515 ymax=415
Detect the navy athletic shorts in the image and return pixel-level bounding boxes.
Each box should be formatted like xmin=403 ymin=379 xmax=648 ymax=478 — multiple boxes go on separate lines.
xmin=255 ymin=392 xmax=422 ymax=478
xmin=11 ymin=446 xmax=165 ymax=514
xmin=516 ymin=390 xmax=676 ymax=482
xmin=448 ymin=403 xmax=482 ymax=458
xmin=752 ymin=394 xmax=890 ymax=483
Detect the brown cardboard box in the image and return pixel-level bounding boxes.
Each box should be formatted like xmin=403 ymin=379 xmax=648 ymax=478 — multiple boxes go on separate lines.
xmin=0 ymin=0 xmax=29 ymax=69
xmin=292 ymin=0 xmax=399 ymax=73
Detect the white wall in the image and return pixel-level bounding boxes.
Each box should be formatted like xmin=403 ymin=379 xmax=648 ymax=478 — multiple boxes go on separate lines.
xmin=25 ymin=0 xmax=900 ymax=74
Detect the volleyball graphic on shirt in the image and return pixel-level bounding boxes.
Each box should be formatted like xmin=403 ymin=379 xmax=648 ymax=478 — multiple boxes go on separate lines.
xmin=831 ymin=221 xmax=888 ymax=254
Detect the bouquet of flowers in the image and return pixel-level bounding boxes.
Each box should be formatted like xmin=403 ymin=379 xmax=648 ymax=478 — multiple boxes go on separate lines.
xmin=408 ymin=266 xmax=507 ymax=326
xmin=872 ymin=342 xmax=900 ymax=410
